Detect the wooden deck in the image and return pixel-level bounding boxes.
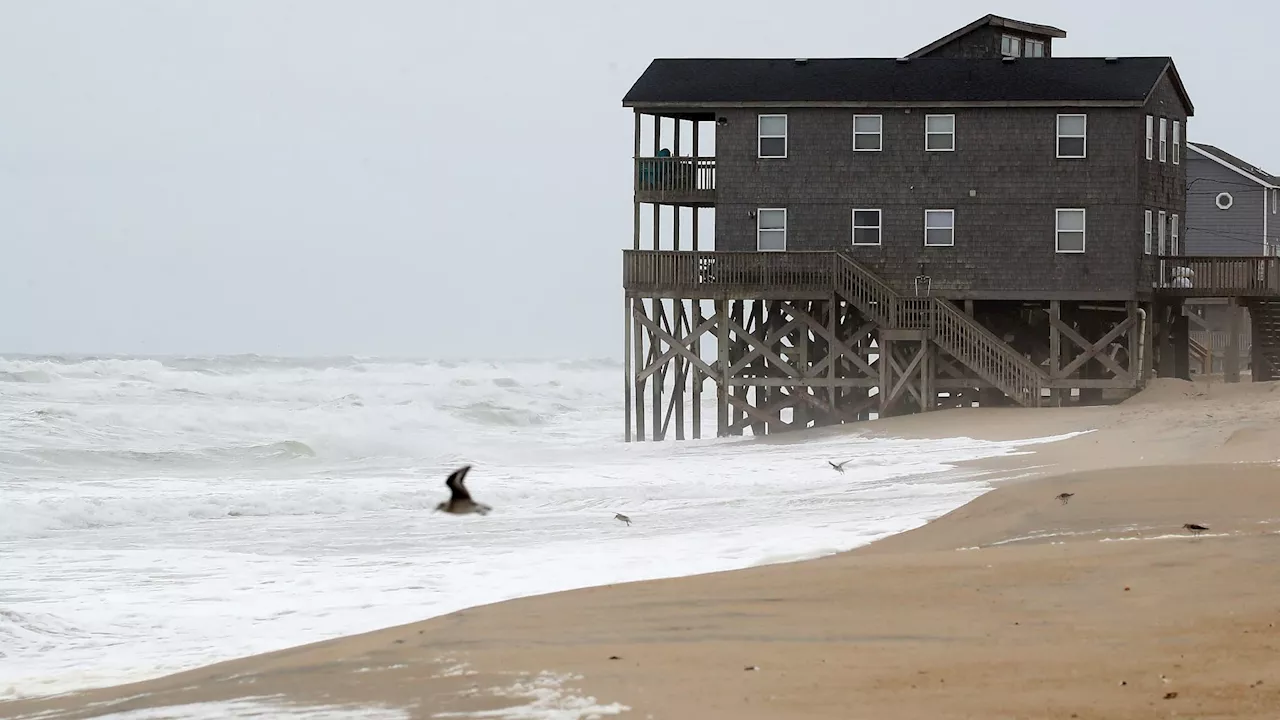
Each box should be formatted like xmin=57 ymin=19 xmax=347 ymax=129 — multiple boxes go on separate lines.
xmin=635 ymin=157 xmax=715 ymax=207
xmin=1155 ymin=256 xmax=1280 ymax=298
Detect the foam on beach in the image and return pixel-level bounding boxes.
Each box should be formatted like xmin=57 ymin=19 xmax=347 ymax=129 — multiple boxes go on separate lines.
xmin=0 ymin=355 xmax=1085 ymax=700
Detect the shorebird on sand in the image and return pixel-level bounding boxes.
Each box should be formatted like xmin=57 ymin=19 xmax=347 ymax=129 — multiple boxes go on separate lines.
xmin=1182 ymin=523 xmax=1209 ymax=536
xmin=828 ymin=459 xmax=853 ymax=474
xmin=435 ymin=465 xmax=492 ymax=516
xmin=614 ymin=513 xmax=632 ymax=526
xmin=1055 ymin=492 xmax=1075 ymax=505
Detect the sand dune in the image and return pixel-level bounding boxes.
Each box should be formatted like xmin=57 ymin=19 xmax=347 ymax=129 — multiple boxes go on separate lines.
xmin=5 ymin=378 xmax=1280 ymax=720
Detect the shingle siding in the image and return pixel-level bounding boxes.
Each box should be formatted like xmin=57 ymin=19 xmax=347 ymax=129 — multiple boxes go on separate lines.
xmin=1182 ymin=152 xmax=1268 ymax=256
xmin=714 ymin=103 xmax=1149 ymax=297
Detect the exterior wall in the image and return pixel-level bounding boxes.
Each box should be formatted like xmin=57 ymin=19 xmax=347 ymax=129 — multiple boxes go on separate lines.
xmin=1136 ymin=70 xmax=1191 ymax=284
xmin=920 ymin=25 xmax=1054 ymax=59
xmin=713 ymin=103 xmax=1145 ymax=297
xmin=1182 ymin=153 xmax=1268 ymax=255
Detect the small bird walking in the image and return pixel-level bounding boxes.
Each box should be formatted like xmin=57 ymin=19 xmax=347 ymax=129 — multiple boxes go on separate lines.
xmin=1182 ymin=523 xmax=1209 ymax=536
xmin=435 ymin=465 xmax=492 ymax=516
xmin=828 ymin=459 xmax=853 ymax=473
xmin=614 ymin=513 xmax=632 ymax=526
xmin=1055 ymin=492 xmax=1075 ymax=505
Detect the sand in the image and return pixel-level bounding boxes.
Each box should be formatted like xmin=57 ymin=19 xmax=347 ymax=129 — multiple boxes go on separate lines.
xmin=6 ymin=377 xmax=1280 ymax=720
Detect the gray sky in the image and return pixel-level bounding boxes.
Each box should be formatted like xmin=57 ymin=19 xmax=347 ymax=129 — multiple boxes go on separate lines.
xmin=2 ymin=0 xmax=1276 ymax=359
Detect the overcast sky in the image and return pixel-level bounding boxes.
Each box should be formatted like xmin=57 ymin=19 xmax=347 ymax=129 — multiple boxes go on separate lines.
xmin=2 ymin=0 xmax=1276 ymax=359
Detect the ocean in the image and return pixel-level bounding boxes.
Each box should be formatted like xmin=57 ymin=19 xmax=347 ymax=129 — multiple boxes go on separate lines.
xmin=0 ymin=355 xmax=1072 ymax=702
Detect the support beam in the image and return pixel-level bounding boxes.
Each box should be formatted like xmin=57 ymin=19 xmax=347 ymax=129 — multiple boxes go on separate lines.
xmin=1225 ymin=299 xmax=1242 ymax=383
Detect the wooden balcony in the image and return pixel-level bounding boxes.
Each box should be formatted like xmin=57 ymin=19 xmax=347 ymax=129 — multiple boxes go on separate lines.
xmin=624 ymin=250 xmax=831 ymax=298
xmin=1155 ymin=256 xmax=1280 ymax=298
xmin=635 ymin=156 xmax=715 ymax=207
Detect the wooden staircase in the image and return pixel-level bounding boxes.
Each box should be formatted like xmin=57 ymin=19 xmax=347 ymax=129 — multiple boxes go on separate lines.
xmin=832 ymin=253 xmax=1046 ymax=407
xmin=1249 ymin=300 xmax=1280 ymax=381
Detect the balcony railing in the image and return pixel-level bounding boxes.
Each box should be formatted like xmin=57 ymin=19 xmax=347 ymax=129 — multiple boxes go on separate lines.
xmin=1156 ymin=255 xmax=1280 ymax=297
xmin=635 ymin=156 xmax=715 ymax=205
xmin=624 ymin=250 xmax=832 ymax=295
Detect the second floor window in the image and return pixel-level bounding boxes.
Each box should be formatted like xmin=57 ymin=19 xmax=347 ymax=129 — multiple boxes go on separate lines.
xmin=1056 ymin=208 xmax=1086 ymax=253
xmin=1057 ymin=114 xmax=1086 ymax=158
xmin=1159 ymin=118 xmax=1167 ymax=163
xmin=1158 ymin=210 xmax=1167 ymax=254
xmin=757 ymin=208 xmax=787 ymax=251
xmin=925 ymin=114 xmax=955 ymax=151
xmin=758 ymin=114 xmax=787 ymax=158
xmin=1144 ymin=209 xmax=1153 ymax=255
xmin=925 ymin=210 xmax=955 ymax=247
xmin=852 ymin=209 xmax=882 ymax=245
xmin=1171 ymin=213 xmax=1180 ymax=255
xmin=1173 ymin=120 xmax=1181 ymax=164
xmin=1145 ymin=115 xmax=1153 ymax=161
xmin=853 ymin=115 xmax=882 ymax=151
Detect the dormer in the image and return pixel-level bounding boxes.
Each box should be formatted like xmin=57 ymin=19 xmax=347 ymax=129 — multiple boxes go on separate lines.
xmin=906 ymin=14 xmax=1067 ymax=60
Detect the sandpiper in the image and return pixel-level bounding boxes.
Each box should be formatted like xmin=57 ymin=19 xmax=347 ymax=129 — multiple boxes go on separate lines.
xmin=435 ymin=465 xmax=492 ymax=516
xmin=1055 ymin=492 xmax=1075 ymax=505
xmin=1182 ymin=523 xmax=1209 ymax=536
xmin=614 ymin=513 xmax=632 ymax=526
xmin=828 ymin=459 xmax=853 ymax=473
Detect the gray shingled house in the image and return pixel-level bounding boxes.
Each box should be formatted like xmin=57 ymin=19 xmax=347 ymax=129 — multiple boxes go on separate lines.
xmin=619 ymin=14 xmax=1280 ymax=442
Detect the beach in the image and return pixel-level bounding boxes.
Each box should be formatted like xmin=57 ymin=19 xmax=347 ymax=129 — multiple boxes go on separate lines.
xmin=5 ymin=376 xmax=1280 ymax=719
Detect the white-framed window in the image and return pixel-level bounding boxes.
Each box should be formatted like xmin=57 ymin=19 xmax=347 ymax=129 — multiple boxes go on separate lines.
xmin=1272 ymin=188 xmax=1277 ymax=214
xmin=1056 ymin=114 xmax=1086 ymax=158
xmin=1144 ymin=209 xmax=1153 ymax=255
xmin=1055 ymin=208 xmax=1086 ymax=253
xmin=924 ymin=209 xmax=955 ymax=247
xmin=1216 ymin=192 xmax=1234 ymax=210
xmin=851 ymin=209 xmax=882 ymax=246
xmin=1173 ymin=120 xmax=1181 ymax=164
xmin=1158 ymin=117 xmax=1167 ymax=163
xmin=1157 ymin=210 xmax=1167 ymax=254
xmin=1001 ymin=34 xmax=1021 ymax=57
xmin=853 ymin=115 xmax=882 ymax=152
xmin=1025 ymin=39 xmax=1045 ymax=57
xmin=1171 ymin=213 xmax=1180 ymax=255
xmin=1145 ymin=115 xmax=1153 ymax=161
xmin=925 ymin=114 xmax=955 ymax=151
xmin=757 ymin=114 xmax=787 ymax=158
xmin=756 ymin=208 xmax=786 ymax=251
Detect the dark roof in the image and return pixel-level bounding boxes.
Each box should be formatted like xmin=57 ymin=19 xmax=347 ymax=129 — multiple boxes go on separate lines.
xmin=622 ymin=57 xmax=1192 ymax=112
xmin=907 ymin=14 xmax=1067 ymax=59
xmin=1188 ymin=143 xmax=1279 ymax=186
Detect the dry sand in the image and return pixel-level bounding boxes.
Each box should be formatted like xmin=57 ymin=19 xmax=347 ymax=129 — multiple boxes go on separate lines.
xmin=6 ymin=377 xmax=1280 ymax=720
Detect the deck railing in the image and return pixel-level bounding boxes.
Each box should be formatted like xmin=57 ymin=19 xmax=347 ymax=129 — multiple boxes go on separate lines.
xmin=635 ymin=156 xmax=716 ymax=194
xmin=1157 ymin=255 xmax=1280 ymax=295
xmin=623 ymin=250 xmax=832 ymax=294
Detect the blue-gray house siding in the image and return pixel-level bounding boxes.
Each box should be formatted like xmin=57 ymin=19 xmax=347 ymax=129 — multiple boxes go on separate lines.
xmin=1183 ymin=144 xmax=1279 ymax=256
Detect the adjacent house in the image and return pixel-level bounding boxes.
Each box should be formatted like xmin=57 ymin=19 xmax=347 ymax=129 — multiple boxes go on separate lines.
xmin=1184 ymin=142 xmax=1280 ymax=256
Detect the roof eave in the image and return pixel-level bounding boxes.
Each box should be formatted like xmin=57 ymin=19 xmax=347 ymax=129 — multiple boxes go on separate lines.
xmin=623 ymin=99 xmax=1146 ymax=110
xmin=1187 ymin=144 xmax=1278 ymax=188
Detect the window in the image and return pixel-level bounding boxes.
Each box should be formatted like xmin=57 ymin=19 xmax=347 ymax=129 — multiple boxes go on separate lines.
xmin=1145 ymin=115 xmax=1153 ymax=160
xmin=851 ymin=209 xmax=882 ymax=246
xmin=1171 ymin=214 xmax=1180 ymax=255
xmin=758 ymin=114 xmax=787 ymax=158
xmin=1025 ymin=39 xmax=1045 ymax=57
xmin=1144 ymin=209 xmax=1153 ymax=255
xmin=1173 ymin=120 xmax=1181 ymax=164
xmin=1157 ymin=210 xmax=1167 ymax=254
xmin=853 ymin=115 xmax=882 ymax=151
xmin=925 ymin=210 xmax=955 ymax=247
xmin=1272 ymin=188 xmax=1277 ymax=214
xmin=1216 ymin=192 xmax=1234 ymax=210
xmin=1001 ymin=34 xmax=1021 ymax=57
xmin=756 ymin=208 xmax=786 ymax=251
xmin=925 ymin=114 xmax=955 ymax=151
xmin=1055 ymin=209 xmax=1086 ymax=253
xmin=1056 ymin=114 xmax=1086 ymax=158
xmin=1158 ymin=117 xmax=1167 ymax=163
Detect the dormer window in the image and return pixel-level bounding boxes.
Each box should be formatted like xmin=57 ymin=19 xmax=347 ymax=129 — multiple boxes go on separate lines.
xmin=1001 ymin=34 xmax=1021 ymax=57
xmin=1025 ymin=39 xmax=1045 ymax=57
